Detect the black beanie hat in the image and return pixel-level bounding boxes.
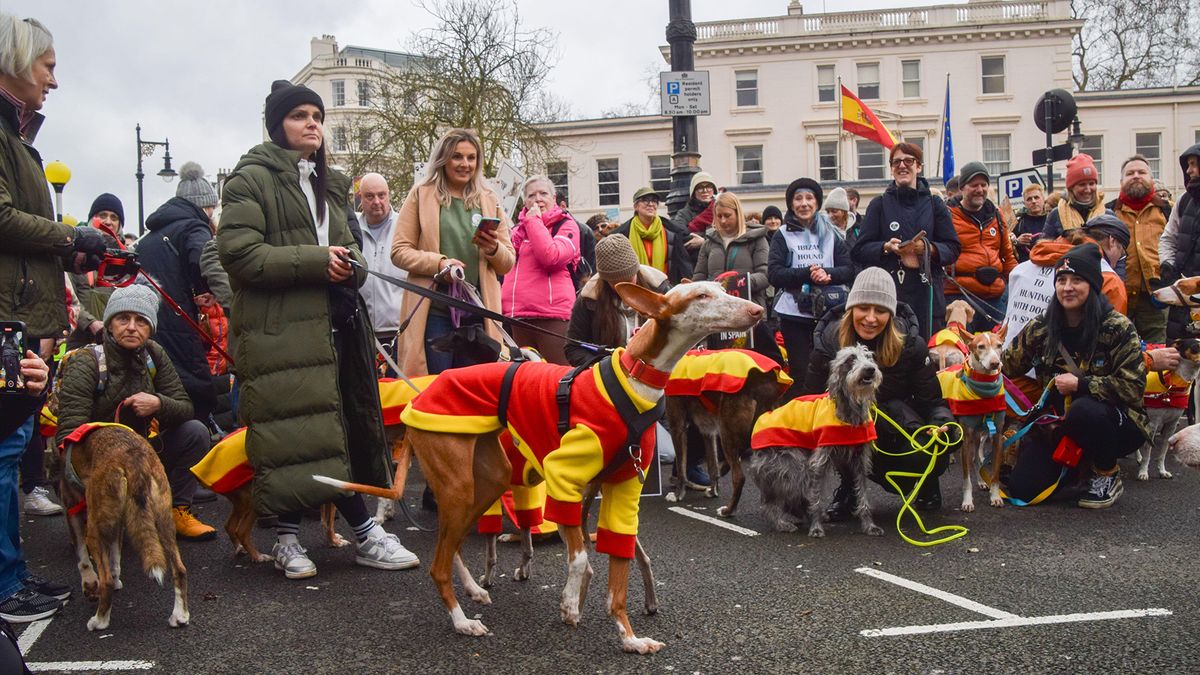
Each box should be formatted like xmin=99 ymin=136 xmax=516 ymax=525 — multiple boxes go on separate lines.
xmin=264 ymin=80 xmax=325 ymax=138
xmin=785 ymin=177 xmax=823 ymax=212
xmin=1055 ymin=243 xmax=1103 ymax=294
xmin=762 ymin=205 xmax=783 ymax=222
xmin=87 ymin=193 xmax=124 ymax=224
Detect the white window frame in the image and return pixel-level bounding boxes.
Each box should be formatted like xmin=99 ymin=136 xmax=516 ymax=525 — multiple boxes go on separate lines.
xmin=546 ymin=160 xmax=569 ymax=203
xmin=857 ymin=62 xmax=880 ymax=100
xmin=648 ymin=155 xmax=672 ymax=194
xmin=903 ymin=136 xmax=926 ymax=158
xmin=332 ymin=126 xmax=347 ymax=153
xmin=1080 ymin=134 xmax=1103 ymax=184
xmin=597 ymin=158 xmax=620 ymax=207
xmin=981 ymin=55 xmax=1006 ymax=95
xmin=817 ymin=140 xmax=839 ymax=182
xmin=735 ymin=145 xmax=764 ymax=185
xmin=982 ymin=134 xmax=1012 ymax=175
xmin=1134 ymin=131 xmax=1163 ymax=177
xmin=901 ymin=59 xmax=922 ymax=99
xmin=856 ymin=141 xmax=886 ymax=180
xmin=357 ymin=79 xmax=371 ymax=107
xmin=817 ymin=64 xmax=836 ymax=103
xmin=734 ymin=70 xmax=759 ymax=108
xmin=331 ymin=80 xmax=345 ymax=107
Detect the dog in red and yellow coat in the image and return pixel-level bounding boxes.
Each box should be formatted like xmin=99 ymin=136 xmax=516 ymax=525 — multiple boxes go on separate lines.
xmin=1137 ymin=338 xmax=1200 ymax=480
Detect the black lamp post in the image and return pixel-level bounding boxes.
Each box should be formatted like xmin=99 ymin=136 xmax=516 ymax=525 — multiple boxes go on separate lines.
xmin=136 ymin=123 xmax=177 ymax=236
xmin=665 ymin=0 xmax=700 ymax=217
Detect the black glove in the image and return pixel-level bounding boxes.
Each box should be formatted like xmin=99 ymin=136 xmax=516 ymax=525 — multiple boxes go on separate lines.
xmin=1159 ymin=261 xmax=1179 ymax=285
xmin=72 ymin=225 xmax=107 ymax=255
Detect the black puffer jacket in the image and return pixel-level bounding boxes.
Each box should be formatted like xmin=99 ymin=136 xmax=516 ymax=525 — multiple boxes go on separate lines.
xmin=803 ymin=301 xmax=953 ymax=430
xmin=136 ymin=197 xmax=215 ymax=419
xmin=612 ymin=217 xmax=694 ymax=284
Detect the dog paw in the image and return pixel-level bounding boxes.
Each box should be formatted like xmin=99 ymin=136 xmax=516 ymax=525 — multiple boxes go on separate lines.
xmin=1161 ymin=469 xmax=1174 ymax=479
xmin=467 ymin=587 xmax=492 ymax=605
xmin=453 ymin=618 xmax=490 ymax=636
xmin=989 ymin=496 xmax=1004 ymax=508
xmin=477 ymin=572 xmax=495 ymax=589
xmin=773 ymin=520 xmax=798 ymax=533
xmin=513 ymin=564 xmax=530 ymax=582
xmin=644 ymin=598 xmax=659 ymax=615
xmin=251 ymin=552 xmax=273 ymax=564
xmin=975 ymin=480 xmax=989 ymax=491
xmin=807 ymin=524 xmax=825 ymax=538
xmin=168 ymin=611 xmax=190 ymax=628
xmin=716 ymin=505 xmax=733 ymax=518
xmin=622 ymin=636 xmax=666 ymax=654
xmin=864 ymin=524 xmax=885 ymax=537
xmin=664 ymin=492 xmax=679 ymax=503
xmin=328 ymin=532 xmax=350 ymax=548
xmin=87 ymin=614 xmax=110 ymax=632
xmin=112 ymin=577 xmax=123 ymax=591
xmin=960 ymin=501 xmax=975 ymax=513
xmin=1137 ymin=471 xmax=1150 ymax=481
xmin=560 ymin=601 xmax=582 ymax=626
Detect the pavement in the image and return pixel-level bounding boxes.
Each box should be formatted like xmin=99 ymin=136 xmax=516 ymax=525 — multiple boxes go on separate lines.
xmin=15 ymin=456 xmax=1200 ymax=674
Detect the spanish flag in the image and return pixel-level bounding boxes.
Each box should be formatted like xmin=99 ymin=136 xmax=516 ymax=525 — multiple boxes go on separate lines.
xmin=841 ymin=85 xmax=896 ymax=149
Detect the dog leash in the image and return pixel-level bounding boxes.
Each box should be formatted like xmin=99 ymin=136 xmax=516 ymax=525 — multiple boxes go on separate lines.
xmin=868 ymin=407 xmax=967 ymax=547
xmin=943 ymin=275 xmax=1006 ymax=327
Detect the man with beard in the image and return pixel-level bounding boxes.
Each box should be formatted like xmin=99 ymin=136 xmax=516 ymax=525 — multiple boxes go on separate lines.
xmin=944 ymin=162 xmax=1016 ymax=331
xmin=1042 ymin=154 xmax=1106 ymax=239
xmin=1157 ymin=144 xmax=1200 ymax=339
xmin=1106 ymin=155 xmax=1168 ymax=341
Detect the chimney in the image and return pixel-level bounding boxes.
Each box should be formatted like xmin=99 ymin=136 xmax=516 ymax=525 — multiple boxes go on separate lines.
xmin=311 ymin=34 xmax=338 ymax=59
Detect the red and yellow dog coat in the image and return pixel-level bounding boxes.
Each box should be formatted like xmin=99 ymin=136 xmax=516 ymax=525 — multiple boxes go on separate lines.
xmin=402 ymin=348 xmax=658 ymax=559
xmin=665 ymin=348 xmax=793 ymax=406
xmin=750 ymin=394 xmax=877 ymax=450
xmin=936 ymin=364 xmax=1007 ymax=418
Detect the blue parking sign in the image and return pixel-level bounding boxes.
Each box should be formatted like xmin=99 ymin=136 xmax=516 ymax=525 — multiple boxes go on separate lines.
xmin=667 ymin=81 xmax=680 ymax=95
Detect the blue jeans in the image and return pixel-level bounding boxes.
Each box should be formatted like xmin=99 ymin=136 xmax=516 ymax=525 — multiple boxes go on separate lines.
xmin=0 ymin=418 xmax=31 ymax=600
xmin=424 ymin=313 xmax=485 ymax=374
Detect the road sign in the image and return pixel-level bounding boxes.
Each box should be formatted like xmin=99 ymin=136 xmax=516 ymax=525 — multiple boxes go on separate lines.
xmin=997 ymin=167 xmax=1044 ymax=200
xmin=1032 ymin=143 xmax=1073 ymax=166
xmin=660 ymin=71 xmax=711 ymax=116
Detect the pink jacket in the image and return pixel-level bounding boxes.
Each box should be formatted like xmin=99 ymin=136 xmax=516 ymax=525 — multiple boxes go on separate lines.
xmin=501 ymin=206 xmax=581 ymax=320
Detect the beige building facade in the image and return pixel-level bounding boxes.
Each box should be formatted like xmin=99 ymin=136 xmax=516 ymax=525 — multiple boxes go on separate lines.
xmin=541 ymin=0 xmax=1200 ymax=223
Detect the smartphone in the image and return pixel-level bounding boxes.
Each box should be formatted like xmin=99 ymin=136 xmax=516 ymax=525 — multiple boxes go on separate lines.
xmin=476 ymin=217 xmax=501 ymax=233
xmin=0 ymin=321 xmax=27 ymax=395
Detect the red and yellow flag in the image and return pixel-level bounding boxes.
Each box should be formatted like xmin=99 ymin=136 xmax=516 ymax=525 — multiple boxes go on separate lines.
xmin=840 ymin=85 xmax=897 ymax=149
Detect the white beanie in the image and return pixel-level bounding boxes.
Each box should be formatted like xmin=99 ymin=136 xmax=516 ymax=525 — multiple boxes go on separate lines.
xmin=845 ymin=267 xmax=897 ymax=315
xmin=825 ymin=187 xmax=851 ymax=212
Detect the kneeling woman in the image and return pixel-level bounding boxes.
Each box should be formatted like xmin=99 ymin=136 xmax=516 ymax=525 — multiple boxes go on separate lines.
xmin=1001 ymin=244 xmax=1147 ymax=508
xmin=803 ymin=268 xmax=956 ymax=515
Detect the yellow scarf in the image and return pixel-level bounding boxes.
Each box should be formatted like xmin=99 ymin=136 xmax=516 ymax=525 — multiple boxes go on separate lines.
xmin=630 ymin=216 xmax=668 ymax=273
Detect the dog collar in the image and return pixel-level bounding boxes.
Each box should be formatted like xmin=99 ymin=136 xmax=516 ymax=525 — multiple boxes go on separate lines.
xmin=962 ymin=365 xmax=1000 ymax=383
xmin=619 ymin=350 xmax=672 ymax=389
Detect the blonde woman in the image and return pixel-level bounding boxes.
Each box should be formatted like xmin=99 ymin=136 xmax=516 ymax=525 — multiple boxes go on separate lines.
xmin=802 ymin=268 xmax=956 ymax=516
xmin=691 ymin=192 xmax=780 ymax=362
xmin=391 ymin=128 xmax=515 ymax=376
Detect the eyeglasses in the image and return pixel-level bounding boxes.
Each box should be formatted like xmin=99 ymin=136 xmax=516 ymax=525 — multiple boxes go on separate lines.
xmin=694 ymin=185 xmax=716 ymax=193
xmin=890 ymin=157 xmax=918 ymax=168
xmin=636 ymin=197 xmax=660 ymax=206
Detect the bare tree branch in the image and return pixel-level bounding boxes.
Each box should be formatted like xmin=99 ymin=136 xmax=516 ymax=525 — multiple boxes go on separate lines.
xmin=1073 ymin=0 xmax=1200 ymax=90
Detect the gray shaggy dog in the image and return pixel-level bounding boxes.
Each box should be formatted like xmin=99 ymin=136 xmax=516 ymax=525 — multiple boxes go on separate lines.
xmin=746 ymin=345 xmax=883 ymax=537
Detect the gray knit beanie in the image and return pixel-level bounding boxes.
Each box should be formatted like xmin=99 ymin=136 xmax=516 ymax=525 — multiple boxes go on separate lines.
xmin=176 ymin=162 xmax=218 ymax=209
xmin=824 ymin=187 xmax=851 ymax=212
xmin=103 ymin=284 xmax=160 ymax=334
xmin=845 ymin=267 xmax=897 ymax=314
xmin=595 ymin=234 xmax=641 ymax=283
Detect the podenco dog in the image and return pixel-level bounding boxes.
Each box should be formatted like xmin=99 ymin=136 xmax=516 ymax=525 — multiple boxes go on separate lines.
xmin=1137 ymin=338 xmax=1200 ymax=480
xmin=929 ymin=299 xmax=975 ymax=370
xmin=314 ymin=281 xmax=762 ymax=654
xmin=937 ymin=326 xmax=1008 ymax=511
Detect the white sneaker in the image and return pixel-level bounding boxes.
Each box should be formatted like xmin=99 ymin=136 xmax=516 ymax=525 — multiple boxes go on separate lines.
xmin=23 ymin=487 xmax=63 ymax=516
xmin=272 ymin=541 xmax=317 ymax=579
xmin=355 ymin=531 xmax=420 ymax=570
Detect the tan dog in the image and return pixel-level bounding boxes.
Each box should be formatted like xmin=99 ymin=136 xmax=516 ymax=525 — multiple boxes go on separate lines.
xmin=929 ymin=300 xmax=975 ymax=370
xmin=57 ymin=425 xmax=189 ymax=631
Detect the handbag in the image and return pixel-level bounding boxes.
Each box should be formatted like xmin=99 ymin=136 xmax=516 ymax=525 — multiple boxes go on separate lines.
xmin=790 ymin=283 xmax=849 ymax=317
xmin=973 ymin=266 xmax=1001 ymax=287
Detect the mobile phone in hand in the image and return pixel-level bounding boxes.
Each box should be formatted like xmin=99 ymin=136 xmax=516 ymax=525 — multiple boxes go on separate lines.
xmin=476 ymin=217 xmax=501 ymax=233
xmin=0 ymin=321 xmax=27 ymax=395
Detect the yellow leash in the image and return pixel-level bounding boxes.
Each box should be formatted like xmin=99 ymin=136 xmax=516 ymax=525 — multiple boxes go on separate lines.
xmin=869 ymin=407 xmax=967 ymax=547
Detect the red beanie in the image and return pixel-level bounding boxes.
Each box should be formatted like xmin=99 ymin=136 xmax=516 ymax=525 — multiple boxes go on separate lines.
xmin=1066 ymin=154 xmax=1098 ymax=190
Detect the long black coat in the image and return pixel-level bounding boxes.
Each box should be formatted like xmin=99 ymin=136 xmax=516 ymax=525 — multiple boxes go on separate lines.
xmin=137 ymin=196 xmax=216 ymax=419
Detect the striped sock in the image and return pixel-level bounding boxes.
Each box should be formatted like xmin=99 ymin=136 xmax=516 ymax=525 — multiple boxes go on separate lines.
xmin=276 ymin=520 xmax=300 ymax=544
xmin=352 ymin=519 xmax=379 ymax=544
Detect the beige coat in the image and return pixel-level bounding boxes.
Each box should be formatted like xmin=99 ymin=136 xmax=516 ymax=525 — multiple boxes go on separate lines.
xmin=390 ymin=183 xmax=515 ymax=375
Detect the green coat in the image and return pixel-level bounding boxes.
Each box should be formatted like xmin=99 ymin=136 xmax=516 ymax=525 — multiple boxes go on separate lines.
xmin=217 ymin=142 xmax=389 ymax=515
xmin=1002 ymin=307 xmax=1149 ymax=438
xmin=55 ymin=335 xmax=193 ymax=449
xmin=0 ymin=99 xmax=76 ymax=338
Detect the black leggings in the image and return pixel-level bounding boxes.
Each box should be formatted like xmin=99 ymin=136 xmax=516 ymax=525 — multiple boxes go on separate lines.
xmin=278 ymin=493 xmax=371 ymax=529
xmin=779 ymin=316 xmax=817 ymax=400
xmin=1006 ymin=397 xmax=1145 ymax=502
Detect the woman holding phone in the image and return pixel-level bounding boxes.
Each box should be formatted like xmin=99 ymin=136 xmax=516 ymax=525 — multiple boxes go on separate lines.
xmin=391 ymin=128 xmax=515 ymax=375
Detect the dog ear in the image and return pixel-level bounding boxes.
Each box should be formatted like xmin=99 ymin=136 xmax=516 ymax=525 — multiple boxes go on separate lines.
xmin=615 ymin=282 xmax=671 ymax=320
xmin=995 ymin=321 xmax=1008 ymax=341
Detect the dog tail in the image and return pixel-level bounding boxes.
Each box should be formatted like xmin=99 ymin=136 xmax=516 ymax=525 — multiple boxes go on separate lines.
xmin=125 ymin=472 xmax=170 ymax=586
xmin=311 ymin=434 xmax=414 ymax=500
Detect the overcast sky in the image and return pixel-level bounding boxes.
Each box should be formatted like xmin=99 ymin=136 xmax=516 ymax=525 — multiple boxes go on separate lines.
xmin=12 ymin=0 xmax=935 ymax=231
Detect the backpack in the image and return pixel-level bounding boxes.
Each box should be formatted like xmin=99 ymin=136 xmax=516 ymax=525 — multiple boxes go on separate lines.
xmin=549 ymin=217 xmax=592 ymax=291
xmin=46 ymin=343 xmax=157 ymax=420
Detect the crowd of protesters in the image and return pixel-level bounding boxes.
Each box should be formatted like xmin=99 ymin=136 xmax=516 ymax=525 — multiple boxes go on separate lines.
xmin=3 ymin=12 xmax=1200 ymax=654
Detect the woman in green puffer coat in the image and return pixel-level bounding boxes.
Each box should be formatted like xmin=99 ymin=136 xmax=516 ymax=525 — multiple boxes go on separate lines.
xmin=218 ymin=80 xmax=418 ymax=580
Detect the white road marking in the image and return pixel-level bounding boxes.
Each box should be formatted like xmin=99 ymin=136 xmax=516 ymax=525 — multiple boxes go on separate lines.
xmin=861 ymin=608 xmax=1174 ymax=637
xmin=668 ymin=507 xmax=760 ymax=536
xmin=17 ymin=618 xmax=51 ymax=654
xmin=29 ymin=661 xmax=155 ymax=671
xmin=856 ymin=567 xmax=1172 ymax=637
xmin=855 ymin=567 xmax=1018 ymax=619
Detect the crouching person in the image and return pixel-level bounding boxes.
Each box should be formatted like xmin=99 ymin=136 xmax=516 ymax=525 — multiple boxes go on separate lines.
xmin=54 ymin=284 xmax=217 ymax=540
xmin=804 ymin=268 xmax=957 ymax=514
xmin=1001 ymin=245 xmax=1148 ymax=508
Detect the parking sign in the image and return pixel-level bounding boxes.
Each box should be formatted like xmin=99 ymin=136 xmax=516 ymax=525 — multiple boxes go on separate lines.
xmin=997 ymin=168 xmax=1044 ymax=200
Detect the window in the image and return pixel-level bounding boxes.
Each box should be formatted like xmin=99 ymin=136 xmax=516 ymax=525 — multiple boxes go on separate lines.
xmin=818 ymin=141 xmax=839 ymax=181
xmin=357 ymin=80 xmax=371 ymax=107
xmin=857 ymin=141 xmax=885 ymax=180
xmin=331 ymin=80 xmax=345 ymax=107
xmin=648 ymin=155 xmax=671 ymax=194
xmin=857 ymin=62 xmax=880 ymax=100
xmin=332 ymin=126 xmax=347 ymax=153
xmin=1195 ymin=129 xmax=1200 ymax=145
xmin=982 ymin=134 xmax=1011 ymax=175
xmin=1080 ymin=135 xmax=1103 ymax=182
xmin=736 ymin=146 xmax=763 ymax=185
xmin=358 ymin=129 xmax=373 ymax=152
xmin=1135 ymin=132 xmax=1162 ymax=176
xmin=546 ymin=160 xmax=569 ymax=203
xmin=597 ymin=159 xmax=619 ymax=206
xmin=903 ymin=136 xmax=925 ymax=157
xmin=817 ymin=65 xmax=836 ymax=103
xmin=901 ymin=60 xmax=921 ymax=98
xmin=981 ymin=56 xmax=1005 ymax=94
xmin=735 ymin=70 xmax=758 ymax=107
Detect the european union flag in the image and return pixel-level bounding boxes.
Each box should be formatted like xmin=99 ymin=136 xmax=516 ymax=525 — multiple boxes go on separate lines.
xmin=942 ymin=80 xmax=955 ymax=186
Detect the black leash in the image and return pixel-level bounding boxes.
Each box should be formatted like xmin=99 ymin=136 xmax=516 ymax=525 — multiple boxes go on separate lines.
xmin=347 ymin=259 xmax=610 ymax=354
xmin=943 ymin=274 xmax=1006 ymax=326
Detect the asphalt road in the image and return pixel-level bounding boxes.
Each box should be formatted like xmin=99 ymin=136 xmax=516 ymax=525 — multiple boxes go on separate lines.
xmin=16 ymin=455 xmax=1200 ymax=674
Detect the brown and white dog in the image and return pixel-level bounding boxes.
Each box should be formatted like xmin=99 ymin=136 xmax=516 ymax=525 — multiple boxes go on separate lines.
xmin=55 ymin=425 xmax=189 ymax=631
xmin=936 ymin=326 xmax=1008 ymax=512
xmin=315 ymin=281 xmax=762 ymax=654
xmin=928 ymin=300 xmax=975 ymax=370
xmin=1137 ymin=338 xmax=1200 ymax=480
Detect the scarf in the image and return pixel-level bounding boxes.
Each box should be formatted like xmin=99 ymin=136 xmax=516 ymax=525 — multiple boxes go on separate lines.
xmin=689 ymin=200 xmax=714 ymax=234
xmin=630 ymin=215 xmax=668 ymax=272
xmin=1119 ymin=188 xmax=1154 ymax=213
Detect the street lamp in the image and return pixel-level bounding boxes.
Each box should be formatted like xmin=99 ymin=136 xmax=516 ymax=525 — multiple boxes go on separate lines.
xmin=136 ymin=123 xmax=177 ymax=236
xmin=44 ymin=160 xmax=70 ymax=222
xmin=1067 ymin=117 xmax=1087 ymax=154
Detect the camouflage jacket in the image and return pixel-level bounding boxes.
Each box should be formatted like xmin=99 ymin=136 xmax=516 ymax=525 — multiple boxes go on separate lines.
xmin=1002 ymin=309 xmax=1148 ymax=438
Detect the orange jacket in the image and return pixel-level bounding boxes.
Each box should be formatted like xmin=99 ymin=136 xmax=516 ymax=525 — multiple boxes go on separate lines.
xmin=945 ymin=200 xmax=1017 ymax=299
xmin=1029 ymin=239 xmax=1127 ymax=314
